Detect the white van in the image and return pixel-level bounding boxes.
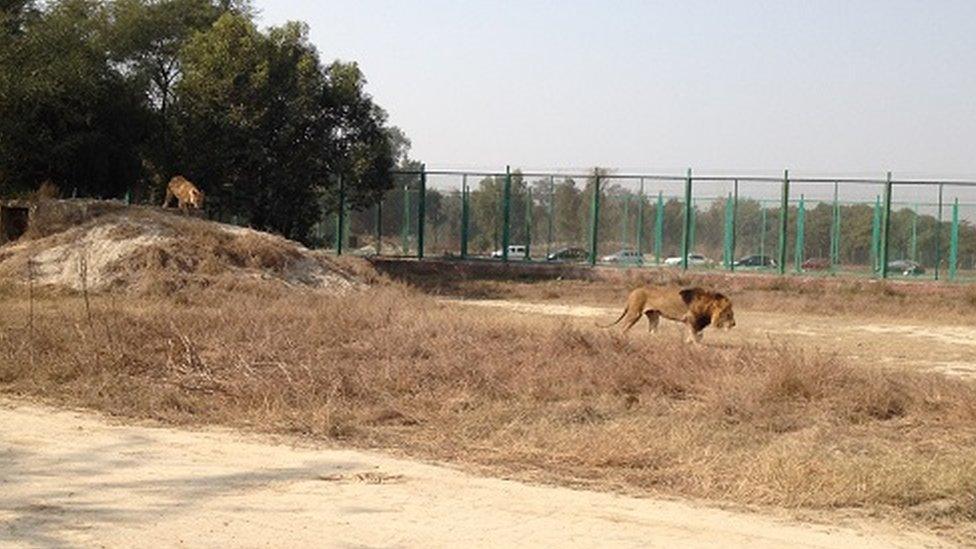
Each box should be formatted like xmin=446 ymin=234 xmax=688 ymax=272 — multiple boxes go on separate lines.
xmin=601 ymin=249 xmax=644 ymax=264
xmin=491 ymin=245 xmax=529 ymax=259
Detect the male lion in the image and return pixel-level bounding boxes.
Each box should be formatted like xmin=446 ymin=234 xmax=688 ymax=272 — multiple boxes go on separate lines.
xmin=598 ymin=286 xmax=735 ymax=343
xmin=163 ymin=176 xmax=204 ymax=213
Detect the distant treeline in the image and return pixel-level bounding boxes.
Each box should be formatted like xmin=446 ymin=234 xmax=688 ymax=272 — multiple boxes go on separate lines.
xmin=347 ymin=171 xmax=976 ymax=269
xmin=0 ymin=0 xmax=410 ymax=242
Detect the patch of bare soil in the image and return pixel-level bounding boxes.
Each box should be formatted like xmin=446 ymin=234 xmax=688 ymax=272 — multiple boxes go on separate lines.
xmin=0 ymin=400 xmax=949 ymax=548
xmin=0 ymin=201 xmax=368 ymax=295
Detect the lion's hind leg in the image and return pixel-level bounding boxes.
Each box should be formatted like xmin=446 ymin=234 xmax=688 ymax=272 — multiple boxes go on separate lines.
xmin=621 ymin=308 xmax=643 ymax=333
xmin=644 ymin=310 xmax=660 ymax=333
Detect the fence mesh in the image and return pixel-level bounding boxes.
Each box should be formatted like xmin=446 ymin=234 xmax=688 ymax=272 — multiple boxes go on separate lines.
xmin=315 ymin=169 xmax=976 ymax=282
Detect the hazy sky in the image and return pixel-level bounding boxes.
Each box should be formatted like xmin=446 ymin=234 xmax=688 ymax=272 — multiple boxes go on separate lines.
xmin=252 ymin=1 xmax=976 ymax=179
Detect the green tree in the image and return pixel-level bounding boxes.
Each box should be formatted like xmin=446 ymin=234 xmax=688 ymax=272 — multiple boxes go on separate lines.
xmin=1 ymin=0 xmax=405 ymax=245
xmin=0 ymin=0 xmax=149 ymax=197
xmin=551 ymin=177 xmax=584 ymax=247
xmin=105 ymin=0 xmax=248 ymax=198
xmin=171 ymin=14 xmax=397 ymax=240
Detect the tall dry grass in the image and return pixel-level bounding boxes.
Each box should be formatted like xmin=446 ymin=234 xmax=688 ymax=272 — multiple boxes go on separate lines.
xmin=1 ymin=283 xmax=975 ymax=533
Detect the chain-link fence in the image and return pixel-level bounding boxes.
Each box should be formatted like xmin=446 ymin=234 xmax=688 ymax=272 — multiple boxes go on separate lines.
xmin=324 ymin=168 xmax=976 ymax=282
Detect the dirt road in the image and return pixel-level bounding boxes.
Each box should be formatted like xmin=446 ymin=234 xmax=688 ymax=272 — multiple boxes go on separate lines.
xmin=0 ymin=400 xmax=949 ymax=548
xmin=449 ymin=299 xmax=976 ymax=379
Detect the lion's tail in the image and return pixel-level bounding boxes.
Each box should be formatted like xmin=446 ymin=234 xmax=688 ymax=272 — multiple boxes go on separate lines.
xmin=595 ymin=307 xmax=628 ymax=329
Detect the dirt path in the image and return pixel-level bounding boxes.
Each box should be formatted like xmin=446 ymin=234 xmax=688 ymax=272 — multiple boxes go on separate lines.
xmin=0 ymin=400 xmax=951 ymax=548
xmin=448 ymin=299 xmax=976 ymax=379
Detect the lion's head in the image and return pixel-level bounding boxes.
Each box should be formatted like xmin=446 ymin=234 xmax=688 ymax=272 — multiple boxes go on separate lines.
xmin=188 ymin=187 xmax=205 ymax=209
xmin=680 ymin=287 xmax=736 ymax=331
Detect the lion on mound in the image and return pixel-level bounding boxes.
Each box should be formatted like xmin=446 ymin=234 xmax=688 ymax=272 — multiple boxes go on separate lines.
xmin=163 ymin=175 xmax=205 ymax=213
xmin=599 ymin=286 xmax=735 ymax=343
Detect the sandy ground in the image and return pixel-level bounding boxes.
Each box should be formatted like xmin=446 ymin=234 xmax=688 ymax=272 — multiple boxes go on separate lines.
xmin=448 ymin=299 xmax=976 ymax=379
xmin=0 ymin=400 xmax=952 ymax=549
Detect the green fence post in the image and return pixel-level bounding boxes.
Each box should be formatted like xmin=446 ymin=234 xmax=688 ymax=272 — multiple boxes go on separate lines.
xmin=777 ymin=170 xmax=790 ymax=275
xmin=689 ymin=198 xmax=697 ymax=255
xmin=834 ymin=202 xmax=842 ymax=270
xmin=375 ymin=196 xmax=382 ymax=256
xmin=621 ymin=194 xmax=629 ymax=250
xmin=417 ymin=164 xmax=426 ymax=259
xmin=588 ymin=170 xmax=601 ymax=266
xmin=935 ymin=184 xmax=944 ymax=280
xmin=760 ymin=204 xmax=766 ymax=259
xmin=460 ymin=174 xmax=469 ymax=259
xmin=950 ymin=198 xmax=959 ymax=281
xmin=730 ymin=179 xmax=738 ymax=271
xmin=681 ymin=169 xmax=692 ymax=270
xmin=879 ymin=172 xmax=893 ymax=279
xmin=546 ymin=175 xmax=554 ymax=257
xmin=870 ymin=195 xmax=881 ymax=274
xmin=401 ymin=179 xmax=410 ymax=255
xmin=723 ymin=193 xmax=733 ymax=268
xmin=335 ymin=174 xmax=345 ymax=255
xmin=795 ymin=194 xmax=806 ymax=273
xmin=636 ymin=178 xmax=645 ymax=259
xmin=655 ymin=191 xmax=664 ymax=265
xmin=830 ymin=182 xmax=839 ymax=271
xmin=502 ymin=166 xmax=512 ymax=262
xmin=525 ymin=187 xmax=532 ymax=260
xmin=910 ymin=203 xmax=918 ymax=262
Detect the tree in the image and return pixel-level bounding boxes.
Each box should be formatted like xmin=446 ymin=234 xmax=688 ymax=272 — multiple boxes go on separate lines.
xmin=1 ymin=0 xmax=38 ymax=36
xmin=0 ymin=0 xmax=406 ymax=245
xmin=0 ymin=0 xmax=149 ymax=198
xmin=108 ymin=0 xmax=248 ymax=118
xmin=170 ymin=14 xmax=398 ymax=240
xmin=105 ymin=0 xmax=249 ymax=198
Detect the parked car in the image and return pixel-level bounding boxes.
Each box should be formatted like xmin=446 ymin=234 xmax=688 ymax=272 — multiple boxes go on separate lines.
xmin=733 ymin=254 xmax=777 ymax=268
xmin=664 ymin=253 xmax=712 ymax=267
xmin=546 ymin=246 xmax=588 ymax=262
xmin=491 ymin=245 xmax=529 ymax=259
xmin=887 ymin=259 xmax=925 ymax=276
xmin=601 ymin=249 xmax=644 ymax=264
xmin=801 ymin=257 xmax=831 ymax=271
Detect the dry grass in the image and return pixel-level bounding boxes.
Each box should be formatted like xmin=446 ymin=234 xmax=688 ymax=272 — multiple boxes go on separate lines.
xmin=1 ymin=282 xmax=975 ymax=537
xmin=376 ymin=259 xmax=976 ymax=321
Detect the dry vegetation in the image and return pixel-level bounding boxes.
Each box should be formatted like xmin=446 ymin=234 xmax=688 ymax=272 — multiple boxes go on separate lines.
xmin=1 ymin=278 xmax=975 ymax=538
xmin=375 ymin=258 xmax=976 ymax=321
xmin=2 ymin=205 xmax=975 ymax=540
xmin=0 ymin=202 xmax=368 ymax=296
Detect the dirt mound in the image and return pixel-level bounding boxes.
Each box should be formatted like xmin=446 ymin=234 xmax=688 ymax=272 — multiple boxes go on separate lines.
xmin=0 ymin=200 xmax=370 ymax=295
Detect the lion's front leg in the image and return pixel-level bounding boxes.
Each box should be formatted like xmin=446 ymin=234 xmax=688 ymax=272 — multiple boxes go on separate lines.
xmin=682 ymin=316 xmax=703 ymax=344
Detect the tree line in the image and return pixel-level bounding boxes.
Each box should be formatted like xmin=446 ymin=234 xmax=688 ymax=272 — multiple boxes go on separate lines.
xmin=0 ymin=0 xmax=411 ymax=242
